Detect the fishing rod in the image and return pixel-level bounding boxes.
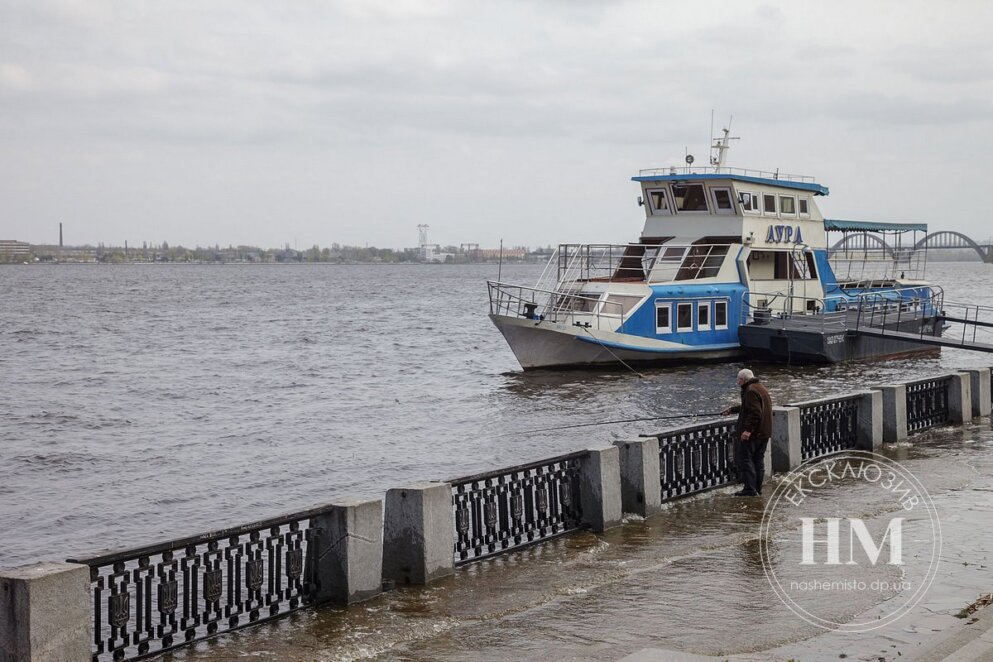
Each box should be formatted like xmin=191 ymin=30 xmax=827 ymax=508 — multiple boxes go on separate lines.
xmin=503 ymin=411 xmax=728 ymax=436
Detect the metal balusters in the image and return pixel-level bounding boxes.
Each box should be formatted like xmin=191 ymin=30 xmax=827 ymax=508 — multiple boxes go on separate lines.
xmin=790 ymin=396 xmax=861 ymax=461
xmin=450 ymin=451 xmax=586 ymax=565
xmin=655 ymin=420 xmax=737 ymax=500
xmin=906 ymin=376 xmax=953 ymax=432
xmin=70 ymin=512 xmax=323 ymax=661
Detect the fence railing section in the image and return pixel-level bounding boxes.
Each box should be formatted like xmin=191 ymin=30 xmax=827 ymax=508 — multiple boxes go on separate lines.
xmin=905 ymin=375 xmax=954 ymax=432
xmin=449 ymin=451 xmax=586 ymax=566
xmin=67 ymin=505 xmax=331 ymax=662
xmin=653 ymin=419 xmax=737 ymax=500
xmin=787 ymin=394 xmax=861 ymax=461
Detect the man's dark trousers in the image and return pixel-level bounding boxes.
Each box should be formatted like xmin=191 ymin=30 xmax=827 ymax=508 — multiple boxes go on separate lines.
xmin=736 ymin=438 xmax=769 ymax=494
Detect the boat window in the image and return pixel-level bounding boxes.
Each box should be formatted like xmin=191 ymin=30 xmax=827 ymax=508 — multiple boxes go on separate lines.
xmin=773 ymin=252 xmax=813 ymax=280
xmin=645 ymin=188 xmax=671 ymax=215
xmin=602 ymin=294 xmax=643 ymax=316
xmin=672 ymin=184 xmax=709 ymax=212
xmin=714 ymin=300 xmax=729 ymax=329
xmin=780 ymin=196 xmax=796 ymax=215
xmin=739 ymin=191 xmax=760 ymax=213
xmin=698 ymin=302 xmax=710 ymax=329
xmin=558 ymin=293 xmax=601 ymax=312
xmin=675 ymin=245 xmax=730 ymax=280
xmin=798 ymin=198 xmax=809 ymax=215
xmin=805 ymin=252 xmax=818 ymax=279
xmin=763 ymin=194 xmax=777 ymax=214
xmin=677 ymin=302 xmax=693 ymax=331
xmin=655 ymin=303 xmax=671 ymax=333
xmin=712 ymin=188 xmax=734 ymax=214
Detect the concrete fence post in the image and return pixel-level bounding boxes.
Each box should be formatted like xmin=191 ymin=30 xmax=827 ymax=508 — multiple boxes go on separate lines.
xmin=0 ymin=562 xmax=91 ymax=661
xmin=578 ymin=446 xmax=623 ymax=532
xmin=310 ymin=498 xmax=383 ymax=605
xmin=880 ymin=385 xmax=908 ymax=442
xmin=948 ymin=372 xmax=972 ymax=425
xmin=771 ymin=406 xmax=802 ymax=472
xmin=611 ymin=438 xmax=661 ymax=517
xmin=856 ymin=390 xmax=883 ymax=451
xmin=383 ymin=482 xmax=454 ymax=585
xmin=965 ymin=368 xmax=991 ymax=418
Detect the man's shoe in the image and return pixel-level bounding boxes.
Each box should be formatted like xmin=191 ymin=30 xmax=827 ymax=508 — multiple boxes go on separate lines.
xmin=733 ymin=489 xmax=759 ymax=497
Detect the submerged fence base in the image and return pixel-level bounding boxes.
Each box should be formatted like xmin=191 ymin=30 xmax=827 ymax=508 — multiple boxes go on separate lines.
xmin=2 ymin=368 xmax=991 ymax=662
xmin=383 ymin=482 xmax=454 ymax=585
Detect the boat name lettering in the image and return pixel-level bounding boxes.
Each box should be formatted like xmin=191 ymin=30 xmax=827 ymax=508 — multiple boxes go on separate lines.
xmin=765 ymin=225 xmax=804 ymax=245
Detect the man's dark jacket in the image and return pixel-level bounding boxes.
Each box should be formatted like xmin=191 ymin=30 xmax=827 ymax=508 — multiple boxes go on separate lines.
xmin=732 ymin=378 xmax=772 ymax=440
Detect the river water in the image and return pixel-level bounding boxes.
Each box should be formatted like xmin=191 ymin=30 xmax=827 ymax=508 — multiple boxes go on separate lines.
xmin=2 ymin=261 xmax=993 ymax=659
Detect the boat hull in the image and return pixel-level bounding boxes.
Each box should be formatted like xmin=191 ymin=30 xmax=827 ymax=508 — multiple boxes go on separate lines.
xmin=489 ymin=314 xmax=743 ymax=370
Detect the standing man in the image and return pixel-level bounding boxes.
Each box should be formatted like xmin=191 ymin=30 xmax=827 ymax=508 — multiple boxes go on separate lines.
xmin=723 ymin=368 xmax=773 ymax=497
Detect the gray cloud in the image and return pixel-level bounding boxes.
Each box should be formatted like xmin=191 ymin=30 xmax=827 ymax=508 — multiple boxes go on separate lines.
xmin=2 ymin=0 xmax=992 ymax=248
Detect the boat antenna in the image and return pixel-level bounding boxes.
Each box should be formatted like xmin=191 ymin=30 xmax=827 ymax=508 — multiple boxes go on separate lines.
xmin=710 ymin=115 xmax=739 ymax=171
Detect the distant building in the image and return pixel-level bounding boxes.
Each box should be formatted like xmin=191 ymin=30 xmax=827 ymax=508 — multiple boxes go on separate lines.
xmin=476 ymin=247 xmax=527 ymax=260
xmin=0 ymin=240 xmax=31 ymax=257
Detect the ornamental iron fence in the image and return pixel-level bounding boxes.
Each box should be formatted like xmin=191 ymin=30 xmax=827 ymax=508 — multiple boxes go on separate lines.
xmin=67 ymin=505 xmax=331 ymax=662
xmin=653 ymin=419 xmax=738 ymax=500
xmin=449 ymin=451 xmax=586 ymax=566
xmin=905 ymin=375 xmax=954 ymax=432
xmin=787 ymin=394 xmax=861 ymax=461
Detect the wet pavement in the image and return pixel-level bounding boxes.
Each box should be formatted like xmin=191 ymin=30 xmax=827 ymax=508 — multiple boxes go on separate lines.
xmin=160 ymin=417 xmax=993 ymax=662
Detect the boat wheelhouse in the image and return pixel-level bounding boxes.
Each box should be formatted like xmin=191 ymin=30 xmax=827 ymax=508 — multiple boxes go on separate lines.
xmin=487 ymin=131 xmax=945 ymax=370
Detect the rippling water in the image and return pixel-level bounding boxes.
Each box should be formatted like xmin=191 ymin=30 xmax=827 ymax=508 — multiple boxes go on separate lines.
xmin=1 ymin=262 xmax=992 ymax=569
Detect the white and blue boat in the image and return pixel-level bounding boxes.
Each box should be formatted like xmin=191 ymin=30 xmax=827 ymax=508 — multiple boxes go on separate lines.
xmin=487 ymin=130 xmax=946 ymax=369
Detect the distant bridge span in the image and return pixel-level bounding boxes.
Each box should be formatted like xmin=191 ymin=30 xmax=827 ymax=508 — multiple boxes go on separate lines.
xmin=829 ymin=230 xmax=993 ymax=263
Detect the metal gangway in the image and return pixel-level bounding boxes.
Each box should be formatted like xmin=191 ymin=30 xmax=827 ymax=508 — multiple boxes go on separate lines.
xmin=740 ymin=287 xmax=993 ymax=354
xmin=849 ymin=293 xmax=993 ymax=353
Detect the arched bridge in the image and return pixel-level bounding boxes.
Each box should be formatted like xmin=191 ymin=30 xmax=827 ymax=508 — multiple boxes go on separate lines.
xmin=829 ymin=230 xmax=993 ymax=263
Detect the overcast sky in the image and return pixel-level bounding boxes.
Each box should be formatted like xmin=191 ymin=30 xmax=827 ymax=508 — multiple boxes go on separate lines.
xmin=2 ymin=0 xmax=992 ymax=250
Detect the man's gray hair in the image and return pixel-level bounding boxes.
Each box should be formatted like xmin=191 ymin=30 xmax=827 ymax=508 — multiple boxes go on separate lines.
xmin=737 ymin=368 xmax=755 ymax=381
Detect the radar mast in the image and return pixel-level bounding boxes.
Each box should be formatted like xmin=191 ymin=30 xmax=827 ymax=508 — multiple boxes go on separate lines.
xmin=710 ymin=115 xmax=739 ymax=171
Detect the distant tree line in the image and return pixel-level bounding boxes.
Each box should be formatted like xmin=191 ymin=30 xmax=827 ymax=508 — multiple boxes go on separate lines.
xmin=7 ymin=241 xmax=542 ymax=264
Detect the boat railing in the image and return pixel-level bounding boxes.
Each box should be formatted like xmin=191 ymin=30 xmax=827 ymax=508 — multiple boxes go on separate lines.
xmin=637 ymin=165 xmax=816 ymax=183
xmin=739 ymin=291 xmax=849 ymax=333
xmin=553 ymin=243 xmax=732 ymax=285
xmin=741 ymin=286 xmax=946 ymax=334
xmin=487 ymin=280 xmax=627 ymax=332
xmin=848 ymin=286 xmax=944 ymax=330
xmin=828 ymin=247 xmax=928 ymax=284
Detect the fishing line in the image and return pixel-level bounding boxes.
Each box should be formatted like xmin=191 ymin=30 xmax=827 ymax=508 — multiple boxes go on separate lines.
xmin=500 ymin=411 xmax=727 ymax=436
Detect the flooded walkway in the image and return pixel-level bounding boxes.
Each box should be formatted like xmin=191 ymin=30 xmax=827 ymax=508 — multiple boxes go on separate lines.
xmin=166 ymin=419 xmax=993 ymax=662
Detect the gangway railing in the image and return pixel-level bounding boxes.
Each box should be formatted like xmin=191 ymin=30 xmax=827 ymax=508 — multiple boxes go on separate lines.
xmin=849 ymin=293 xmax=993 ymax=353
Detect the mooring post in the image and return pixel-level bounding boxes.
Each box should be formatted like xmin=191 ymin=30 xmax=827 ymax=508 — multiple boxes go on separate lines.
xmin=0 ymin=562 xmax=91 ymax=661
xmin=880 ymin=384 xmax=908 ymax=442
xmin=578 ymin=446 xmax=623 ymax=532
xmin=612 ymin=438 xmax=662 ymax=517
xmin=771 ymin=406 xmax=802 ymax=472
xmin=948 ymin=372 xmax=973 ymax=424
xmin=965 ymin=368 xmax=991 ymax=418
xmin=309 ymin=498 xmax=383 ymax=605
xmin=382 ymin=482 xmax=454 ymax=585
xmin=856 ymin=390 xmax=883 ymax=451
